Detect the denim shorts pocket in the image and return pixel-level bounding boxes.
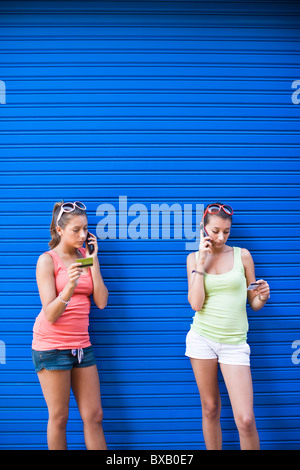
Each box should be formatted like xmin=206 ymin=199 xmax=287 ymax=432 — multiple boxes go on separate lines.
xmin=32 ymin=349 xmax=60 ymax=372
xmin=39 ymin=349 xmax=58 ymax=361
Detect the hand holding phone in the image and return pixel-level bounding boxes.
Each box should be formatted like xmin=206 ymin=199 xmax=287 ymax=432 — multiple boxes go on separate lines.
xmin=87 ymin=231 xmax=95 ymax=255
xmin=198 ymin=223 xmax=212 ymax=265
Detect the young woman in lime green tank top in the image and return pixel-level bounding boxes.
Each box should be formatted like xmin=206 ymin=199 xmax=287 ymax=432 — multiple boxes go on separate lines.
xmin=186 ymin=203 xmax=270 ymax=450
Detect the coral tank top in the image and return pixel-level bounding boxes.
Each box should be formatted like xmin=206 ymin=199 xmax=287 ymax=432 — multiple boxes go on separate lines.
xmin=32 ymin=247 xmax=93 ymax=351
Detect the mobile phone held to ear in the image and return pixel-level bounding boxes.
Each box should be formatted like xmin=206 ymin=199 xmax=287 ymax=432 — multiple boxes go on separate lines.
xmin=87 ymin=231 xmax=94 ymax=255
xmin=200 ymin=223 xmax=211 ymax=241
xmin=203 ymin=226 xmax=210 ymax=238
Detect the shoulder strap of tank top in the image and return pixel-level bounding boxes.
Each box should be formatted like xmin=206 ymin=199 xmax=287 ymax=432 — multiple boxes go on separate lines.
xmin=233 ymin=246 xmax=244 ymax=272
xmin=44 ymin=250 xmax=63 ymax=274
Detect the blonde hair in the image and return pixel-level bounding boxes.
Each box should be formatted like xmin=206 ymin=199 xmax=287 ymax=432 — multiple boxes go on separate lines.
xmin=49 ymin=200 xmax=87 ymax=249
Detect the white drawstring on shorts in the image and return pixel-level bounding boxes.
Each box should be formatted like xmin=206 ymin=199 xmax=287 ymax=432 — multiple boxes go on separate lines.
xmin=71 ymin=348 xmax=84 ymax=364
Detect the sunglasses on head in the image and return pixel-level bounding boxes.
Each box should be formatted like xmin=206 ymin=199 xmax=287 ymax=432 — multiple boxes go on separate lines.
xmin=200 ymin=203 xmax=233 ymax=228
xmin=203 ymin=203 xmax=234 ymax=219
xmin=56 ymin=201 xmax=86 ymax=225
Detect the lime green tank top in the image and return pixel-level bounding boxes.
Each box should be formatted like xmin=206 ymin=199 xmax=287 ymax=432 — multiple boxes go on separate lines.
xmin=191 ymin=246 xmax=249 ymax=345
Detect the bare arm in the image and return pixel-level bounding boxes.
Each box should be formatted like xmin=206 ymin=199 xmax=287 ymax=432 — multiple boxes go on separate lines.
xmin=84 ymin=232 xmax=108 ymax=310
xmin=241 ymin=248 xmax=270 ymax=312
xmin=187 ymin=252 xmax=205 ymax=311
xmin=187 ymin=230 xmax=212 ymax=311
xmin=90 ymin=257 xmax=109 ymax=309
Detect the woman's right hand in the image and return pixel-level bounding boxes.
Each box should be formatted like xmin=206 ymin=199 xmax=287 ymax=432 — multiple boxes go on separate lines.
xmin=198 ymin=228 xmax=212 ymax=266
xmin=67 ymin=262 xmax=83 ymax=288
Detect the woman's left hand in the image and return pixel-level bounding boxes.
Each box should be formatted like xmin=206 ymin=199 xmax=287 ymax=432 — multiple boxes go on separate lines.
xmin=85 ymin=231 xmax=98 ymax=259
xmin=256 ymin=279 xmax=270 ymax=301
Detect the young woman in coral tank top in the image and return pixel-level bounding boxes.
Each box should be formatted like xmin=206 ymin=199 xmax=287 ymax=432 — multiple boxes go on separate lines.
xmin=32 ymin=201 xmax=108 ymax=450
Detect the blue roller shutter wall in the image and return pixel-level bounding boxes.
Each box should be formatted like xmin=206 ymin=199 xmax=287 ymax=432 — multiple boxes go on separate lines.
xmin=0 ymin=1 xmax=300 ymax=449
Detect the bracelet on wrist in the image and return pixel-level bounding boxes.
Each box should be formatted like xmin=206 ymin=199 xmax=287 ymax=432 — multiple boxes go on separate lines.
xmin=192 ymin=270 xmax=204 ymax=276
xmin=58 ymin=291 xmax=70 ymax=306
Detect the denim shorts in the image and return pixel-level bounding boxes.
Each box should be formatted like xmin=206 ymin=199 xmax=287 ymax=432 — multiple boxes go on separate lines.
xmin=31 ymin=345 xmax=96 ymax=373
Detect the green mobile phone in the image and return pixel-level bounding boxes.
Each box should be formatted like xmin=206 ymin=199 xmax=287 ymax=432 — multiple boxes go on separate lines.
xmin=75 ymin=257 xmax=93 ymax=267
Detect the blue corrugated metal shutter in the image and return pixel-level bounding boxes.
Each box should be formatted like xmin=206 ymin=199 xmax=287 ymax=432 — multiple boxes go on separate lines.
xmin=0 ymin=1 xmax=299 ymax=450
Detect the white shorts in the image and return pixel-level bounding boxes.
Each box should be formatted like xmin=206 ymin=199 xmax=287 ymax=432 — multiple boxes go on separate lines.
xmin=185 ymin=329 xmax=250 ymax=366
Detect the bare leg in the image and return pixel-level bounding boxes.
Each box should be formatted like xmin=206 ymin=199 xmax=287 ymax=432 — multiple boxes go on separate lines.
xmin=190 ymin=358 xmax=222 ymax=450
xmin=71 ymin=365 xmax=107 ymax=450
xmin=37 ymin=369 xmax=71 ymax=450
xmin=220 ymin=364 xmax=260 ymax=450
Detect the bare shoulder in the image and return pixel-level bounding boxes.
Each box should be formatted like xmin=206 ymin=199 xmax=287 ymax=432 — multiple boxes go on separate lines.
xmin=36 ymin=252 xmax=54 ymax=272
xmin=241 ymin=247 xmax=251 ymax=258
xmin=241 ymin=247 xmax=253 ymax=259
xmin=241 ymin=248 xmax=254 ymax=268
xmin=186 ymin=251 xmax=196 ymax=265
